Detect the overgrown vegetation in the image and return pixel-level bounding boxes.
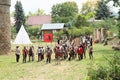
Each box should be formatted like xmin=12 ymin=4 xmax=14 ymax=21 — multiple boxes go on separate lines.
xmin=89 ymin=18 xmax=117 ymax=38
xmin=117 ymin=21 xmax=120 ymax=39
xmin=88 ymin=51 xmax=120 ymax=80
xmin=54 ymin=27 xmax=93 ymax=39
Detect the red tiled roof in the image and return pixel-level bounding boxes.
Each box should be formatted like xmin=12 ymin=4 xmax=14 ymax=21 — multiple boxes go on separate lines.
xmin=27 ymin=15 xmax=51 ymax=26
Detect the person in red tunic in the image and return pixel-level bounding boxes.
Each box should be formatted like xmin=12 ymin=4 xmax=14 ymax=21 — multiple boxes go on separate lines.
xmin=77 ymin=45 xmax=83 ymax=60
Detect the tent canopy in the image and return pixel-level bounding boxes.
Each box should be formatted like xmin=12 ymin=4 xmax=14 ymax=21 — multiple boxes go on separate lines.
xmin=13 ymin=25 xmax=32 ymax=44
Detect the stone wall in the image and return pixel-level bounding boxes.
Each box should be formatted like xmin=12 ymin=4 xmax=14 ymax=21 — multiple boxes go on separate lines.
xmin=0 ymin=0 xmax=11 ymax=54
xmin=93 ymin=28 xmax=108 ymax=42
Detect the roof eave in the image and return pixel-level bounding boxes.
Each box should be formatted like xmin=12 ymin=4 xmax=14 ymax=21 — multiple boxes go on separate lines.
xmin=41 ymin=28 xmax=63 ymax=30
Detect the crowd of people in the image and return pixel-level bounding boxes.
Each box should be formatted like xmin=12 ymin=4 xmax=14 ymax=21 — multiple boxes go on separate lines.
xmin=15 ymin=35 xmax=93 ymax=64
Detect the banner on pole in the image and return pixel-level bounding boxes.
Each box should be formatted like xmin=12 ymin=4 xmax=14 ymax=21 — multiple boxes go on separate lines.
xmin=44 ymin=34 xmax=53 ymax=42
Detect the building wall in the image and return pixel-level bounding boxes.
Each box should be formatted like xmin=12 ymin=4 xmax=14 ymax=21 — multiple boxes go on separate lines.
xmin=43 ymin=30 xmax=52 ymax=34
xmin=42 ymin=29 xmax=60 ymax=34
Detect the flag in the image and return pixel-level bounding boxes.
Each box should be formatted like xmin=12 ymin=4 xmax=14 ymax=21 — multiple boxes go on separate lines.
xmin=44 ymin=34 xmax=53 ymax=42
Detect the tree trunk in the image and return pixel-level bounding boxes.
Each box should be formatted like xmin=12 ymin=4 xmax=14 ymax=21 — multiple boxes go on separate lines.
xmin=0 ymin=0 xmax=11 ymax=55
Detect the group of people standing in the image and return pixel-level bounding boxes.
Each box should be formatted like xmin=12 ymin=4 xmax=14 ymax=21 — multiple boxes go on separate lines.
xmin=15 ymin=35 xmax=93 ymax=64
xmin=15 ymin=45 xmax=53 ymax=63
xmin=15 ymin=46 xmax=34 ymax=63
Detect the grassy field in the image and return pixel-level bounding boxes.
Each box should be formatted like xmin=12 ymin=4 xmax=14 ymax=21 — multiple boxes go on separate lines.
xmin=0 ymin=43 xmax=119 ymax=80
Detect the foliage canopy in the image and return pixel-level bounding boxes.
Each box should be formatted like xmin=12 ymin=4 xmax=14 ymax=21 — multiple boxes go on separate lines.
xmin=95 ymin=0 xmax=111 ymax=20
xmin=51 ymin=1 xmax=78 ymax=24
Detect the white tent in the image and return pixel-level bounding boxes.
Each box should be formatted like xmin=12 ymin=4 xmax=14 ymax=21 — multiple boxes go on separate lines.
xmin=13 ymin=25 xmax=32 ymax=44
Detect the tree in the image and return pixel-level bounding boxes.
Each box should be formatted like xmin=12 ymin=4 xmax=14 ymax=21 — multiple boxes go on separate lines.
xmin=81 ymin=0 xmax=98 ymax=19
xmin=51 ymin=4 xmax=61 ymax=18
xmin=60 ymin=2 xmax=78 ymax=17
xmin=14 ymin=1 xmax=26 ymax=32
xmin=36 ymin=8 xmax=45 ymax=16
xmin=75 ymin=14 xmax=87 ymax=28
xmin=95 ymin=0 xmax=111 ymax=20
xmin=28 ymin=11 xmax=35 ymax=16
xmin=107 ymin=0 xmax=120 ymax=6
xmin=113 ymin=0 xmax=120 ymax=6
xmin=106 ymin=0 xmax=120 ymax=37
xmin=51 ymin=1 xmax=78 ymax=23
xmin=28 ymin=8 xmax=45 ymax=16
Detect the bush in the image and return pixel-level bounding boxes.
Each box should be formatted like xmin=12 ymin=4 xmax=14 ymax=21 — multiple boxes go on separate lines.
xmin=90 ymin=18 xmax=117 ymax=33
xmin=108 ymin=52 xmax=120 ymax=80
xmin=89 ymin=65 xmax=108 ymax=80
xmin=69 ymin=27 xmax=93 ymax=38
xmin=117 ymin=22 xmax=120 ymax=39
xmin=54 ymin=30 xmax=64 ymax=39
xmin=26 ymin=26 xmax=41 ymax=40
xmin=88 ymin=52 xmax=120 ymax=80
xmin=54 ymin=27 xmax=93 ymax=39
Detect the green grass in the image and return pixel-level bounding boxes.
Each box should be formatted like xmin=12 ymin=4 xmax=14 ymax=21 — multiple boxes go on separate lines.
xmin=0 ymin=43 xmax=119 ymax=80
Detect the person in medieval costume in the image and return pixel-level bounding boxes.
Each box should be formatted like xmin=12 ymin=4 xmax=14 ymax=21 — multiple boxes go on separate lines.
xmin=41 ymin=46 xmax=44 ymax=60
xmin=77 ymin=45 xmax=83 ymax=60
xmin=55 ymin=45 xmax=61 ymax=64
xmin=89 ymin=35 xmax=93 ymax=47
xmin=45 ymin=46 xmax=52 ymax=63
xmin=22 ymin=46 xmax=28 ymax=63
xmin=89 ymin=46 xmax=93 ymax=60
xmin=28 ymin=46 xmax=34 ymax=62
xmin=15 ymin=46 xmax=20 ymax=62
xmin=37 ymin=46 xmax=43 ymax=62
xmin=68 ymin=46 xmax=75 ymax=61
